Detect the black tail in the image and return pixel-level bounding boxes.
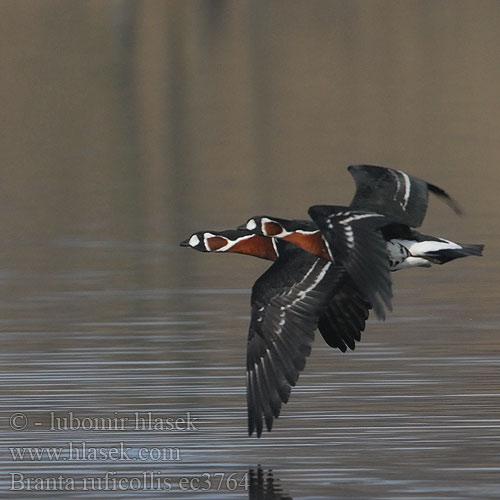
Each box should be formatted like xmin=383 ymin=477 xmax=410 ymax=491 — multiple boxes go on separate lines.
xmin=424 ymin=243 xmax=484 ymax=265
xmin=458 ymin=243 xmax=484 ymax=256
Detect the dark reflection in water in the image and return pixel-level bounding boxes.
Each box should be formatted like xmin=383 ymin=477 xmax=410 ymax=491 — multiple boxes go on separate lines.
xmin=249 ymin=467 xmax=293 ymax=500
xmin=1 ymin=1 xmax=500 ymax=499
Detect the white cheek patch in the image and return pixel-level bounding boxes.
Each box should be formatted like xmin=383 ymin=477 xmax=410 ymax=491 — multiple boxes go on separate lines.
xmin=246 ymin=219 xmax=257 ymax=230
xmin=189 ymin=234 xmax=200 ymax=247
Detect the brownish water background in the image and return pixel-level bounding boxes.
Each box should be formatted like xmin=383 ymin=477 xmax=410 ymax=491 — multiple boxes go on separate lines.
xmin=0 ymin=1 xmax=499 ymax=498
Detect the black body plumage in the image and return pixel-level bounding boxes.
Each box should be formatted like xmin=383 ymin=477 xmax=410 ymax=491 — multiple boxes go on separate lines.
xmin=181 ymin=164 xmax=484 ymax=438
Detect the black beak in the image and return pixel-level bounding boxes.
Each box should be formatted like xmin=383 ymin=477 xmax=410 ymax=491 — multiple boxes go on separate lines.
xmin=237 ymin=223 xmax=247 ymax=230
xmin=179 ymin=238 xmax=190 ymax=247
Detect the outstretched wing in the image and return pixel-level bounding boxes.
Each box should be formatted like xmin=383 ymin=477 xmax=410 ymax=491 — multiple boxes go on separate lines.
xmin=308 ymin=205 xmax=392 ymax=320
xmin=247 ymin=254 xmax=342 ymax=437
xmin=348 ymin=164 xmax=462 ymax=227
xmin=317 ymin=270 xmax=372 ymax=352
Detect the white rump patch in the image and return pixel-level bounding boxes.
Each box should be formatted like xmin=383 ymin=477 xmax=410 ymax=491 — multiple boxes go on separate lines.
xmin=388 ymin=238 xmax=461 ymax=270
xmin=402 ymin=238 xmax=461 ymax=255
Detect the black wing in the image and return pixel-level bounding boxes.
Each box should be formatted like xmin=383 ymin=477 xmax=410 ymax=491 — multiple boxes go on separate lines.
xmin=308 ymin=205 xmax=392 ymax=320
xmin=348 ymin=164 xmax=462 ymax=227
xmin=317 ymin=270 xmax=372 ymax=352
xmin=247 ymin=254 xmax=343 ymax=437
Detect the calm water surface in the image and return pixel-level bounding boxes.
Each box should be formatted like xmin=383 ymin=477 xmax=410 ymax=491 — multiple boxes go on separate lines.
xmin=1 ymin=2 xmax=500 ymax=499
